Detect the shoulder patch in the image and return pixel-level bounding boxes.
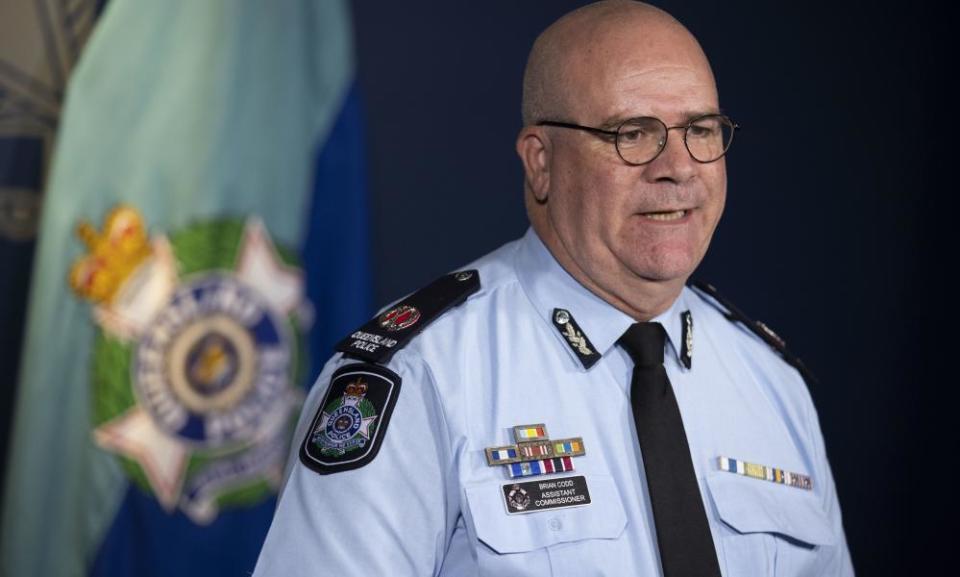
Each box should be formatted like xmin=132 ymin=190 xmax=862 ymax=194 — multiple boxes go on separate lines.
xmin=335 ymin=270 xmax=480 ymax=363
xmin=299 ymin=363 xmax=401 ymax=475
xmin=689 ymin=280 xmax=819 ymax=385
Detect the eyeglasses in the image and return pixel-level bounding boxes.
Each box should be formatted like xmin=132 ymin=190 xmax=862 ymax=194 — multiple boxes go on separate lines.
xmin=537 ymin=113 xmax=739 ymax=166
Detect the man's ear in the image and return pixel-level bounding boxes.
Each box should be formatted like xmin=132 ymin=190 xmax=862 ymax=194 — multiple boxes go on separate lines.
xmin=516 ymin=127 xmax=550 ymax=203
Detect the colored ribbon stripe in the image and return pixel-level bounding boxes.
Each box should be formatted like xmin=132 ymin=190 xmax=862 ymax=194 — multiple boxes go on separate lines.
xmin=718 ymin=457 xmax=812 ymax=490
xmin=517 ymin=426 xmax=545 ymax=439
xmin=507 ymin=456 xmax=574 ymax=479
xmin=492 ymin=448 xmax=517 ymax=461
xmin=553 ymin=440 xmax=582 ymax=455
xmin=520 ymin=443 xmax=549 ymax=458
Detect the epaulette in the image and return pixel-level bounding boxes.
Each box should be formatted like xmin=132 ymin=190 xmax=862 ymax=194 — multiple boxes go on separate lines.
xmin=689 ymin=280 xmax=819 ymax=385
xmin=335 ymin=270 xmax=480 ymax=364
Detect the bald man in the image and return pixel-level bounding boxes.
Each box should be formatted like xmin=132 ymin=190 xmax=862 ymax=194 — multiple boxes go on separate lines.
xmin=253 ymin=2 xmax=854 ymax=576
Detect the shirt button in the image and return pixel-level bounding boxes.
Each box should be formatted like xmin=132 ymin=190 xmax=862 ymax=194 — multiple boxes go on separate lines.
xmin=548 ymin=517 xmax=562 ymax=531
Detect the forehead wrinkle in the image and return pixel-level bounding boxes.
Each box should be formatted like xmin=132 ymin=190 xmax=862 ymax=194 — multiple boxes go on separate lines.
xmin=610 ymin=66 xmax=717 ymax=98
xmin=575 ymin=38 xmax=713 ymax=118
xmin=591 ymin=63 xmax=718 ymax=125
xmin=597 ymin=109 xmax=723 ymax=130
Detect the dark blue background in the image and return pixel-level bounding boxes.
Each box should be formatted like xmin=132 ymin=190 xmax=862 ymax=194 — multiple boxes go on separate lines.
xmin=0 ymin=2 xmax=947 ymax=574
xmin=353 ymin=1 xmax=950 ymax=574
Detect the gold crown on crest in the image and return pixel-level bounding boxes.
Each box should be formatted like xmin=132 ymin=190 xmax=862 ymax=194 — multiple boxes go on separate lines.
xmin=344 ymin=378 xmax=368 ymax=397
xmin=69 ymin=205 xmax=153 ymax=304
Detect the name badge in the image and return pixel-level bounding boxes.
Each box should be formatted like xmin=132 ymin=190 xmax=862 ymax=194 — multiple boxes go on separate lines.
xmin=502 ymin=475 xmax=592 ymax=514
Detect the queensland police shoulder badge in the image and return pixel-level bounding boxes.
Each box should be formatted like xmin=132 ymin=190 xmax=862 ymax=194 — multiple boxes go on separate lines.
xmin=300 ymin=363 xmax=401 ymax=474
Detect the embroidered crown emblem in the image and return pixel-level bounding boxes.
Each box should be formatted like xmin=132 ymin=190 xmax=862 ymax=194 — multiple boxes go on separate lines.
xmin=69 ymin=205 xmax=153 ymax=303
xmin=344 ymin=378 xmax=368 ymax=397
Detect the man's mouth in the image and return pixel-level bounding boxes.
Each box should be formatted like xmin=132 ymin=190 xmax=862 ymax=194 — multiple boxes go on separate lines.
xmin=640 ymin=209 xmax=688 ymax=222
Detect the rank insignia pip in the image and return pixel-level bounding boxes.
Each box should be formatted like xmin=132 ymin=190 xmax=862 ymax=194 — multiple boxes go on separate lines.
xmin=379 ymin=305 xmax=421 ymax=331
xmin=300 ymin=363 xmax=401 ymax=475
xmin=485 ymin=424 xmax=586 ymax=478
xmin=717 ymin=456 xmax=813 ymax=490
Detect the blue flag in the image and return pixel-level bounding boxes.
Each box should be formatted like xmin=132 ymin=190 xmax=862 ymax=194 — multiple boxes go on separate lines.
xmin=0 ymin=1 xmax=369 ymax=576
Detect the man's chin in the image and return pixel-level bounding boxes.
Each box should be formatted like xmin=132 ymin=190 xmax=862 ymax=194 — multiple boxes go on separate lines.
xmin=624 ymin=253 xmax=700 ymax=284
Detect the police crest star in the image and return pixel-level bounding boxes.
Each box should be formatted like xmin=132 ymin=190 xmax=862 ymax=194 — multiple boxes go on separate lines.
xmin=71 ymin=207 xmax=307 ymax=523
xmin=301 ymin=364 xmax=403 ymax=474
xmin=316 ymin=394 xmax=378 ymax=454
xmin=235 ymin=218 xmax=304 ymax=316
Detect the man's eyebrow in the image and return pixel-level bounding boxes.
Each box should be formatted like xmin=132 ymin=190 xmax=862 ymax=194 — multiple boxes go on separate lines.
xmin=598 ymin=109 xmax=724 ymax=128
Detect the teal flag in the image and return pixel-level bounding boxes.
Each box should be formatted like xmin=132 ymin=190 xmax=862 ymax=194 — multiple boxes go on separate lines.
xmin=0 ymin=1 xmax=369 ymax=576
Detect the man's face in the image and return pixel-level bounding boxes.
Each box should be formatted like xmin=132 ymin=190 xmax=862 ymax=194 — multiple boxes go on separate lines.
xmin=542 ymin=30 xmax=726 ymax=290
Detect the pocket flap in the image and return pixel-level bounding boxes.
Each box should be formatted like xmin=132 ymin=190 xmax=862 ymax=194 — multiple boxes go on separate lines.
xmin=464 ymin=474 xmax=627 ymax=553
xmin=706 ymin=470 xmax=835 ymax=546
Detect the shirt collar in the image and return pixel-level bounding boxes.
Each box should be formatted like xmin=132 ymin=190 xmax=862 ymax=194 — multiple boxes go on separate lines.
xmin=514 ymin=227 xmax=689 ymax=370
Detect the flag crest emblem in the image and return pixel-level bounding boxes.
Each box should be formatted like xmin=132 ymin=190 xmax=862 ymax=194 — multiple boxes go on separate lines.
xmin=69 ymin=205 xmax=307 ymax=524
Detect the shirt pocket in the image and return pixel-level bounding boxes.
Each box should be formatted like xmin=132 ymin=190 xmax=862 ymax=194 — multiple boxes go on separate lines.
xmin=706 ymin=470 xmax=837 ymax=577
xmin=464 ymin=474 xmax=627 ymax=577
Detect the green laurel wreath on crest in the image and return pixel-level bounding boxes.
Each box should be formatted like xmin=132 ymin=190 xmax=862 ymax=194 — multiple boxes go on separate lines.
xmin=90 ymin=218 xmax=307 ymax=510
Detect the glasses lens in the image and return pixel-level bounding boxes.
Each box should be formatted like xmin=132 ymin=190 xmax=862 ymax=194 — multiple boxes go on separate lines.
xmin=685 ymin=115 xmax=734 ymax=162
xmin=616 ymin=118 xmax=666 ymax=165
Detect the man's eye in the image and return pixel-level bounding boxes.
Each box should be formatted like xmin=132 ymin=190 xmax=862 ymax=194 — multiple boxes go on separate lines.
xmin=618 ymin=127 xmax=657 ymax=144
xmin=688 ymin=124 xmax=718 ymax=138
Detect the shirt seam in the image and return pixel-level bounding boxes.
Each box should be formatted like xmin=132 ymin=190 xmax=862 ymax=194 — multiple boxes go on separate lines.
xmin=407 ymin=350 xmax=459 ymax=573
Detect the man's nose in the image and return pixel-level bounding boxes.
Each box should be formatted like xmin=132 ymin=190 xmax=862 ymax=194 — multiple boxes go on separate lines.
xmin=642 ymin=128 xmax=696 ymax=184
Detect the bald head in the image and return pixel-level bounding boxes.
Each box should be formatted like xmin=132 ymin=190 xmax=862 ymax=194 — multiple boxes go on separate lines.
xmin=514 ymin=1 xmax=727 ymax=321
xmin=521 ymin=1 xmax=715 ymax=125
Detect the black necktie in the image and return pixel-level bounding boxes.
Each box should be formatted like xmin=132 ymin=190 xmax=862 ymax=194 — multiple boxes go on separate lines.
xmin=618 ymin=323 xmax=721 ymax=577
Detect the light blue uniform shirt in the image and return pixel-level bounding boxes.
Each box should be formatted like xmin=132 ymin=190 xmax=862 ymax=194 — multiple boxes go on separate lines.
xmin=254 ymin=228 xmax=854 ymax=576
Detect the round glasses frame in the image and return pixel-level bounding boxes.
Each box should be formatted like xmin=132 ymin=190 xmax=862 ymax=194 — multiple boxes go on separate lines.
xmin=536 ymin=113 xmax=739 ymax=166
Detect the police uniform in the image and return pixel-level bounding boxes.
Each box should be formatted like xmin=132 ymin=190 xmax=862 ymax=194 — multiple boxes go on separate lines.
xmin=252 ymin=228 xmax=855 ymax=576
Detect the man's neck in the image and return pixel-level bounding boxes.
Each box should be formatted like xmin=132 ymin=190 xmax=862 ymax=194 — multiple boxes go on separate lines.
xmin=531 ymin=221 xmax=685 ymax=323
